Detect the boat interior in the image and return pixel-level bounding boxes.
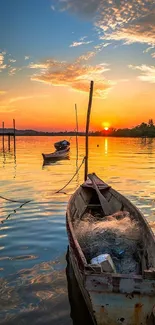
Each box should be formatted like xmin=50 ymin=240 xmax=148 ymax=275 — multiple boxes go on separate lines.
xmin=70 ymin=175 xmax=155 ymax=277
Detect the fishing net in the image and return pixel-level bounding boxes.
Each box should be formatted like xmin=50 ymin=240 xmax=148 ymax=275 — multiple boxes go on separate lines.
xmin=74 ymin=211 xmax=142 ymax=274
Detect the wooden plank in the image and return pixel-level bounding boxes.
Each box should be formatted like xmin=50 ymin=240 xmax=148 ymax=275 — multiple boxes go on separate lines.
xmin=108 ymin=195 xmax=122 ymax=213
xmin=75 ymin=193 xmax=86 ymax=217
xmin=144 ymin=268 xmax=155 ymax=280
xmin=80 ymin=188 xmax=92 ymax=205
xmin=102 ymin=190 xmax=112 ymax=202
xmin=88 ymin=174 xmax=112 ymax=216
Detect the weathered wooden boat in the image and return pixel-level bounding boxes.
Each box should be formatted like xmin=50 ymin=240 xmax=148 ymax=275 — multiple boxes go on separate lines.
xmin=54 ymin=140 xmax=70 ymax=151
xmin=66 ymin=81 xmax=155 ymax=325
xmin=66 ymin=173 xmax=155 ymax=325
xmin=42 ymin=147 xmax=70 ymax=161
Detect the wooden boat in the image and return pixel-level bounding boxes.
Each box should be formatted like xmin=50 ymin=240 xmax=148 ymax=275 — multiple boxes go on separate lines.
xmin=66 ymin=81 xmax=155 ymax=325
xmin=54 ymin=140 xmax=70 ymax=151
xmin=42 ymin=147 xmax=70 ymax=161
xmin=66 ymin=173 xmax=155 ymax=325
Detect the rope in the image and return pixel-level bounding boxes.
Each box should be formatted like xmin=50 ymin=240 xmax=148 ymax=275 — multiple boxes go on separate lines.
xmin=0 ymin=195 xmax=32 ymax=204
xmin=0 ymin=196 xmax=32 ymax=224
xmin=1 ymin=200 xmax=31 ymax=224
xmin=55 ymin=156 xmax=85 ymax=194
xmin=0 ymin=155 xmax=85 ymax=221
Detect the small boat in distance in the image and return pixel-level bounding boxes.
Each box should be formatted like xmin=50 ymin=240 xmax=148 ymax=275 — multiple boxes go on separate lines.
xmin=42 ymin=139 xmax=70 ymax=161
xmin=54 ymin=139 xmax=70 ymax=151
xmin=66 ymin=81 xmax=155 ymax=325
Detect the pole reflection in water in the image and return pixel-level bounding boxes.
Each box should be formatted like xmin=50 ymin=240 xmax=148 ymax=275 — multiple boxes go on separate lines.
xmin=1 ymin=133 xmax=17 ymax=178
xmin=66 ymin=247 xmax=94 ymax=325
xmin=0 ymin=145 xmax=17 ymax=179
xmin=104 ymin=138 xmax=108 ymax=155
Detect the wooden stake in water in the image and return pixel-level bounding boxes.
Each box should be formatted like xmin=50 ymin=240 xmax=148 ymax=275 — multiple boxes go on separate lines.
xmin=2 ymin=121 xmax=4 ymax=152
xmin=75 ymin=104 xmax=79 ymax=170
xmin=84 ymin=81 xmax=94 ymax=181
xmin=13 ymin=119 xmax=16 ymax=153
xmin=8 ymin=134 xmax=11 ymax=151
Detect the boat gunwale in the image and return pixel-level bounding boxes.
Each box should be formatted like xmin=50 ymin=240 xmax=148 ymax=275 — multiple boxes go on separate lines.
xmin=42 ymin=147 xmax=70 ymax=159
xmin=110 ymin=187 xmax=155 ymax=243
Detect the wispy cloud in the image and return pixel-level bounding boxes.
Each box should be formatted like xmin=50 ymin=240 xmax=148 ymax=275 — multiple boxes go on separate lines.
xmin=143 ymin=46 xmax=154 ymax=53
xmin=94 ymin=43 xmax=111 ymax=51
xmin=0 ymin=105 xmax=17 ymax=113
xmin=9 ymin=94 xmax=50 ymax=103
xmin=0 ymin=94 xmax=50 ymax=113
xmin=54 ymin=0 xmax=100 ymax=16
xmin=70 ymin=40 xmax=93 ymax=47
xmin=76 ymin=51 xmax=96 ymax=61
xmin=30 ymin=55 xmax=113 ymax=98
xmin=29 ymin=59 xmax=66 ymax=70
xmin=25 ymin=56 xmax=30 ymax=60
xmin=129 ymin=64 xmax=155 ymax=83
xmin=80 ymin=36 xmax=87 ymax=41
xmin=0 ymin=91 xmax=6 ymax=95
xmin=8 ymin=67 xmax=18 ymax=76
xmin=9 ymin=58 xmax=16 ymax=63
xmin=0 ymin=52 xmax=7 ymax=71
xmin=0 ymin=53 xmax=4 ymax=65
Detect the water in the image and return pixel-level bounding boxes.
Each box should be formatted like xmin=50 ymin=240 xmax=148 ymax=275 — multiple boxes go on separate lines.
xmin=0 ymin=136 xmax=155 ymax=324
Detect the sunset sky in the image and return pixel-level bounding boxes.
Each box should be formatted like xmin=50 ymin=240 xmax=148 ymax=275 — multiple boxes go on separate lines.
xmin=0 ymin=0 xmax=155 ymax=131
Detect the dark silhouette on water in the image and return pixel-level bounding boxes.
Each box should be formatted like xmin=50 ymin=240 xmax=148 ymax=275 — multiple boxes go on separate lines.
xmin=66 ymin=247 xmax=94 ymax=325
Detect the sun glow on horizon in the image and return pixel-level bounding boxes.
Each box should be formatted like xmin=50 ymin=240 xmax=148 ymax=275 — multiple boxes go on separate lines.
xmin=102 ymin=122 xmax=110 ymax=131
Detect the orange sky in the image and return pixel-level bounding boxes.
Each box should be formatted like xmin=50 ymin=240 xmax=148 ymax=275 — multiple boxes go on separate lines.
xmin=1 ymin=79 xmax=154 ymax=131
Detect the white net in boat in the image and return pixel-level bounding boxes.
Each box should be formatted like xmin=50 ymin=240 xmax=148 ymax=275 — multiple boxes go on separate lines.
xmin=74 ymin=211 xmax=142 ymax=274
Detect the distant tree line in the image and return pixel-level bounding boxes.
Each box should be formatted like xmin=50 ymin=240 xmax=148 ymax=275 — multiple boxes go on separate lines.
xmin=0 ymin=120 xmax=155 ymax=137
xmin=104 ymin=119 xmax=155 ymax=138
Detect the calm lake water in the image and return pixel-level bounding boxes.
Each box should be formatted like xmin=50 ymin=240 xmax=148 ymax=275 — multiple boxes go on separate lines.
xmin=0 ymin=136 xmax=155 ymax=324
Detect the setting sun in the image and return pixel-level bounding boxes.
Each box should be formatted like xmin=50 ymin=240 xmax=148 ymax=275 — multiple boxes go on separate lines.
xmin=102 ymin=122 xmax=110 ymax=130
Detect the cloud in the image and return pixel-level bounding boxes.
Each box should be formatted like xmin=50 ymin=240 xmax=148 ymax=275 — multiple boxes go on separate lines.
xmin=30 ymin=55 xmax=113 ymax=98
xmin=76 ymin=51 xmax=96 ymax=61
xmin=101 ymin=12 xmax=155 ymax=45
xmin=25 ymin=56 xmax=30 ymax=60
xmin=8 ymin=67 xmax=19 ymax=76
xmin=94 ymin=43 xmax=111 ymax=51
xmin=143 ymin=46 xmax=154 ymax=53
xmin=0 ymin=105 xmax=17 ymax=113
xmin=151 ymin=53 xmax=155 ymax=58
xmin=0 ymin=52 xmax=7 ymax=71
xmin=54 ymin=0 xmax=155 ymax=46
xmin=129 ymin=64 xmax=155 ymax=83
xmin=9 ymin=58 xmax=16 ymax=63
xmin=0 ymin=91 xmax=6 ymax=95
xmin=54 ymin=0 xmax=101 ymax=16
xmin=70 ymin=40 xmax=93 ymax=47
xmin=29 ymin=59 xmax=66 ymax=70
xmin=0 ymin=53 xmax=4 ymax=65
xmin=80 ymin=36 xmax=87 ymax=41
xmin=51 ymin=5 xmax=55 ymax=11
xmin=9 ymin=94 xmax=50 ymax=103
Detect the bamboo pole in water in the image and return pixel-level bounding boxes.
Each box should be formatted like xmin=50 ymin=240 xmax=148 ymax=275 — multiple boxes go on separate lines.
xmin=75 ymin=104 xmax=79 ymax=170
xmin=2 ymin=121 xmax=4 ymax=152
xmin=13 ymin=119 xmax=16 ymax=152
xmin=84 ymin=80 xmax=94 ymax=181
